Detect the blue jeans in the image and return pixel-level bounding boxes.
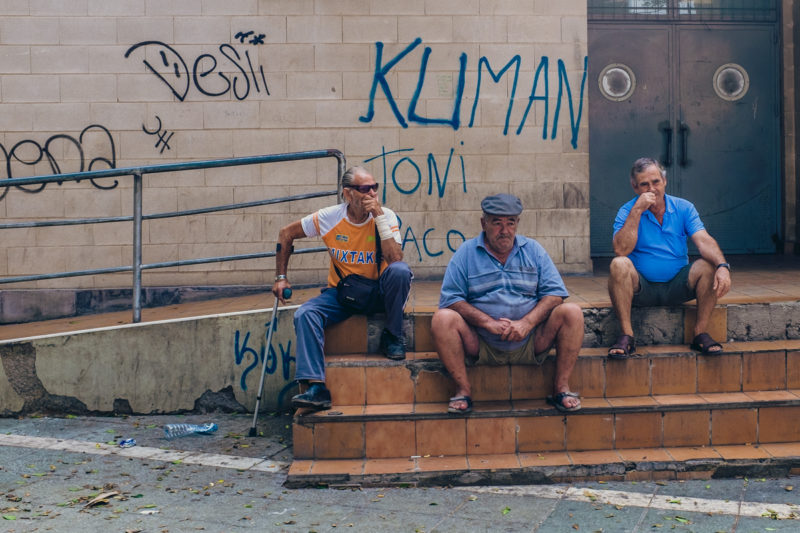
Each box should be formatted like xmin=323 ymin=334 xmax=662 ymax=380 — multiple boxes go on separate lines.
xmin=293 ymin=261 xmax=412 ymax=382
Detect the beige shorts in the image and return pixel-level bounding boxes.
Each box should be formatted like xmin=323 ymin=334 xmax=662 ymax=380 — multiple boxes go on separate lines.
xmin=467 ymin=334 xmax=551 ymax=366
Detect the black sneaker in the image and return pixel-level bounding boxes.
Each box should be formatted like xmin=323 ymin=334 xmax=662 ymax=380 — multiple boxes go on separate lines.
xmin=291 ymin=383 xmax=332 ymax=411
xmin=380 ymin=329 xmax=406 ymax=361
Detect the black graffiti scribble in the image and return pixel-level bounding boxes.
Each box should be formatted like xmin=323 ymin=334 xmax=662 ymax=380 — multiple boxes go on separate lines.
xmin=235 ymin=31 xmax=266 ymax=45
xmin=235 ymin=31 xmax=254 ymax=43
xmin=142 ymin=116 xmax=174 ymax=154
xmin=0 ymin=124 xmax=117 ymax=201
xmin=125 ymin=40 xmax=269 ymax=101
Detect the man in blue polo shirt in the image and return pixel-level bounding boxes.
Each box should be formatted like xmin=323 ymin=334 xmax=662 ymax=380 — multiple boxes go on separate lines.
xmin=431 ymin=194 xmax=584 ymax=413
xmin=607 ymin=157 xmax=732 ymax=359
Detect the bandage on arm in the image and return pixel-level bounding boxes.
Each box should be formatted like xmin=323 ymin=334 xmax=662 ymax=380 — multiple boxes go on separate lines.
xmin=374 ymin=214 xmax=393 ymax=241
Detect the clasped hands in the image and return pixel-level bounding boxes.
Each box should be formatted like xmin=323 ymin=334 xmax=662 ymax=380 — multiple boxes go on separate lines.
xmin=485 ymin=317 xmax=532 ymax=342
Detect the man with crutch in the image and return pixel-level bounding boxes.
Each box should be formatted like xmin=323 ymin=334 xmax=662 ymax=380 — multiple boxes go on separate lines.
xmin=272 ymin=166 xmax=412 ymax=412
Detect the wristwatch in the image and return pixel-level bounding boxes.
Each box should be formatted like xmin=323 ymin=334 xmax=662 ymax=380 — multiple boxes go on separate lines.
xmin=716 ymin=263 xmax=730 ymax=271
xmin=275 ymin=274 xmax=287 ymax=281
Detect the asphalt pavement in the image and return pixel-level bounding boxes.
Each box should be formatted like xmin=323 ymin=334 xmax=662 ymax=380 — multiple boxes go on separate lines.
xmin=1 ymin=413 xmax=799 ymax=532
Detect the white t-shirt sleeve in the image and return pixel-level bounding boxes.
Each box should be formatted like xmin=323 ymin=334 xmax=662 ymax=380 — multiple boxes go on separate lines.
xmin=300 ymin=212 xmax=318 ymax=238
xmin=381 ymin=207 xmax=403 ymax=244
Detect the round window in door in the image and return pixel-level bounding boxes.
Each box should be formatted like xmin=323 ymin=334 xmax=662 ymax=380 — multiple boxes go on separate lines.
xmin=713 ymin=63 xmax=749 ymax=101
xmin=598 ymin=63 xmax=636 ymax=102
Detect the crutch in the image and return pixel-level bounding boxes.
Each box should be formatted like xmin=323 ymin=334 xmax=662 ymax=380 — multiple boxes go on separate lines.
xmin=248 ymin=287 xmax=291 ymax=437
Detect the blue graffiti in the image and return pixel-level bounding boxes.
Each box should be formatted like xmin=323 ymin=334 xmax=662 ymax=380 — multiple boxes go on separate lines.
xmin=400 ymin=225 xmax=465 ymax=262
xmin=407 ymin=45 xmax=466 ymax=129
xmin=233 ymin=328 xmax=294 ymax=392
xmin=469 ymin=55 xmax=521 ymax=135
xmin=517 ymin=57 xmax=549 ymax=139
xmin=359 ymin=38 xmax=588 ymax=148
xmin=364 ymin=145 xmax=467 ymax=202
xmin=363 ymin=145 xmax=469 ymax=261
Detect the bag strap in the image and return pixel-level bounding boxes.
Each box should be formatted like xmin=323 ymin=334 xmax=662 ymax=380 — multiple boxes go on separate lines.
xmin=333 ymin=222 xmax=382 ymax=282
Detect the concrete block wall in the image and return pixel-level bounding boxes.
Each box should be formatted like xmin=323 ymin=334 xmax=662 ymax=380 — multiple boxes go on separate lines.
xmin=0 ymin=0 xmax=590 ymax=294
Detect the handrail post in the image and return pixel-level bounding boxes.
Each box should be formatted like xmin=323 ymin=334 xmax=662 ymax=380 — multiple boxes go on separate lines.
xmin=335 ymin=151 xmax=345 ymax=199
xmin=132 ymin=171 xmax=143 ymax=323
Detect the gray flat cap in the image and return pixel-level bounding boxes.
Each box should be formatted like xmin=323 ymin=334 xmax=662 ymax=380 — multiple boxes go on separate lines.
xmin=481 ymin=193 xmax=523 ymax=216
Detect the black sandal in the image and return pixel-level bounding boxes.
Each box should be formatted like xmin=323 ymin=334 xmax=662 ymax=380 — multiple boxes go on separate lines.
xmin=547 ymin=391 xmax=581 ymax=412
xmin=690 ymin=332 xmax=723 ymax=355
xmin=608 ymin=334 xmax=636 ymax=359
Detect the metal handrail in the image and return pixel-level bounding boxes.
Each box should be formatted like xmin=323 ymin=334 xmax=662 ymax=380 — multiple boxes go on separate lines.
xmin=0 ymin=149 xmax=346 ymax=322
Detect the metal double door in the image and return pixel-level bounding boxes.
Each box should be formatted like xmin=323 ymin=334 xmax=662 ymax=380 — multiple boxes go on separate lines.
xmin=589 ymin=23 xmax=779 ymax=255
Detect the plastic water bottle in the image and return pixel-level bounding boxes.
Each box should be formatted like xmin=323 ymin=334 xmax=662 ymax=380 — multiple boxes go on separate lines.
xmin=163 ymin=422 xmax=218 ymax=440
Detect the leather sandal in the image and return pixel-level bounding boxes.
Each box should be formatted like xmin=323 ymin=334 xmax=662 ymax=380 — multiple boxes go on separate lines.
xmin=547 ymin=391 xmax=581 ymax=412
xmin=690 ymin=332 xmax=723 ymax=354
xmin=447 ymin=395 xmax=473 ymax=414
xmin=608 ymin=334 xmax=636 ymax=359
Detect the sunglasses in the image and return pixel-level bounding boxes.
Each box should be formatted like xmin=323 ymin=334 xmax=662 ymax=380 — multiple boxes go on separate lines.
xmin=345 ymin=183 xmax=379 ymax=193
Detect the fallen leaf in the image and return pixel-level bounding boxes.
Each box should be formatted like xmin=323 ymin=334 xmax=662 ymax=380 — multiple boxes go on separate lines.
xmin=83 ymin=490 xmax=120 ymax=509
xmin=2 ymin=515 xmax=17 ymax=520
xmin=674 ymin=516 xmax=690 ymax=524
xmin=785 ymin=485 xmax=794 ymax=491
xmin=502 ymin=506 xmax=511 ymax=515
xmin=667 ymin=498 xmax=681 ymax=504
xmin=762 ymin=508 xmax=779 ymax=520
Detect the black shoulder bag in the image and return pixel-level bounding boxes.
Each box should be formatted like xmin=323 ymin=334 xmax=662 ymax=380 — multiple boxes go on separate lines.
xmin=333 ymin=226 xmax=382 ymax=313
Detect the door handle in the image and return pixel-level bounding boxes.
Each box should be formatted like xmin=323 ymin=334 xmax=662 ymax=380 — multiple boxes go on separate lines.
xmin=660 ymin=121 xmax=673 ymax=168
xmin=679 ymin=122 xmax=689 ymax=167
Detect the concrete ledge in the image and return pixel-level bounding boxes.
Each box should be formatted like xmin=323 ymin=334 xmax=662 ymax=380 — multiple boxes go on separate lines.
xmin=0 ymin=305 xmax=301 ymax=416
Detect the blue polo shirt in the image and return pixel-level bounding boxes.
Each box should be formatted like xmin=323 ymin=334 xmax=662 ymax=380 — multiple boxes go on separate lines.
xmin=613 ymin=194 xmax=705 ymax=282
xmin=439 ymin=233 xmax=569 ymax=351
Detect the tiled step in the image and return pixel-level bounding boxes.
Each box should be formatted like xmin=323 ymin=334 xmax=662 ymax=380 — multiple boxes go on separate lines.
xmin=323 ymin=298 xmax=800 ymax=354
xmin=292 ymin=392 xmax=800 ymax=460
xmin=285 ymin=443 xmax=800 ymax=488
xmin=322 ymin=341 xmax=800 ymax=405
xmin=294 ymin=296 xmax=800 ymax=487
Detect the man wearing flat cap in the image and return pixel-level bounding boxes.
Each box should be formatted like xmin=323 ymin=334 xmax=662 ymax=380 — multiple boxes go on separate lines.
xmin=431 ymin=194 xmax=584 ymax=413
